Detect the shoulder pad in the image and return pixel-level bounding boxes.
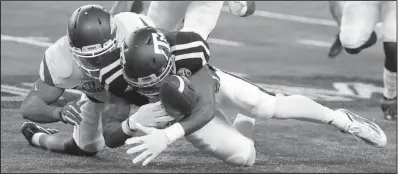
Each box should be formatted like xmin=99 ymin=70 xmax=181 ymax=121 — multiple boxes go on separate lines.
xmin=40 ymin=36 xmax=81 ymax=88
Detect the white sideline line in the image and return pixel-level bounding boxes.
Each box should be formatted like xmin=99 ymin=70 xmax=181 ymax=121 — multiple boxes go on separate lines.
xmin=1 ymin=35 xmax=52 ymax=47
xmin=296 ymin=39 xmax=331 ymax=48
xmin=1 ymin=34 xmax=243 ymax=47
xmin=221 ymin=6 xmax=336 ymax=27
xmin=21 ymin=82 xmax=83 ymax=95
xmin=208 ymin=38 xmax=244 ymax=47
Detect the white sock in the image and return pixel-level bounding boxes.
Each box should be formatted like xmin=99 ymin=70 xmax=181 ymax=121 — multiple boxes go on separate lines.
xmin=232 ymin=114 xmax=255 ymax=139
xmin=383 ymin=68 xmax=397 ymax=99
xmin=324 ymin=108 xmax=351 ymax=131
xmin=31 ymin=132 xmax=46 ymax=147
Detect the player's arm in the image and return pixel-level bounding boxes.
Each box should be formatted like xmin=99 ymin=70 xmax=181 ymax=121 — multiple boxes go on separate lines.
xmin=101 ymin=88 xmax=168 ymax=148
xmin=20 ymin=56 xmax=65 ymax=123
xmin=165 ymin=66 xmax=217 ymax=142
xmin=101 ymin=90 xmax=134 ymax=148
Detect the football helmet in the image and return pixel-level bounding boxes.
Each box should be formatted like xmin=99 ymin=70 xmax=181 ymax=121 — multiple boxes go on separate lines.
xmin=67 ymin=4 xmax=119 ymax=79
xmin=120 ymin=27 xmax=175 ymax=97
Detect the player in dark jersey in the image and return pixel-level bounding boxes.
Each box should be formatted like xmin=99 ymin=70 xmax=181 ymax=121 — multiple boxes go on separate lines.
xmin=115 ymin=26 xmax=256 ymax=167
xmin=99 ymin=27 xmax=216 ymax=147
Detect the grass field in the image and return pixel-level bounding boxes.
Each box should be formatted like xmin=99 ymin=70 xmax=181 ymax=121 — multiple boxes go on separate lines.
xmin=1 ymin=1 xmax=397 ymax=173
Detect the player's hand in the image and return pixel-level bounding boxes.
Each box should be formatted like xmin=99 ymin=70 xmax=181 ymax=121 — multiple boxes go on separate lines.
xmin=128 ymin=101 xmax=175 ymax=130
xmin=59 ymin=99 xmax=86 ymax=125
xmin=125 ymin=123 xmax=170 ymax=166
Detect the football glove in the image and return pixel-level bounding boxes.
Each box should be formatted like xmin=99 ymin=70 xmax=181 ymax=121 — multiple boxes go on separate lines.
xmin=59 ymin=99 xmax=86 ymax=125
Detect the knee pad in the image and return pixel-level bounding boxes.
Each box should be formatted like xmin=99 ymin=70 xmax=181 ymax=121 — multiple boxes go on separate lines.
xmin=64 ymin=137 xmax=98 ymax=156
xmin=384 ymin=42 xmax=397 ymax=72
xmin=342 ymin=31 xmax=377 ymax=54
xmin=224 ymin=140 xmax=256 ymax=167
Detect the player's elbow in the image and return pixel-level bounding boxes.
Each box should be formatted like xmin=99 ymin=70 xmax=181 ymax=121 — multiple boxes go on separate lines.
xmin=103 ymin=135 xmax=120 ymax=148
xmin=20 ymin=95 xmax=39 ymax=120
xmin=102 ymin=125 xmax=126 ymax=149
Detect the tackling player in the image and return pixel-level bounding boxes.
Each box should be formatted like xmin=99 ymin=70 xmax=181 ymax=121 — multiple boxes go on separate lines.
xmin=119 ymin=27 xmax=387 ymax=166
xmin=19 ymin=5 xmax=173 ymax=156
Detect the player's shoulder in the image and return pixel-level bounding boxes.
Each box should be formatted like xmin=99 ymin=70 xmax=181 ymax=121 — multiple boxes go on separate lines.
xmin=165 ymin=31 xmax=208 ymax=48
xmin=43 ymin=36 xmax=75 ymax=78
xmin=40 ymin=36 xmax=82 ymax=88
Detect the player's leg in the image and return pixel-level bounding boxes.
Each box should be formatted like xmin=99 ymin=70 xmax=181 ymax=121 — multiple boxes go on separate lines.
xmin=380 ymin=1 xmax=397 ymax=120
xmin=71 ymin=95 xmax=105 ymax=153
xmin=185 ymin=109 xmax=256 ymax=167
xmin=339 ymin=1 xmax=380 ymax=54
xmin=180 ymin=1 xmax=224 ymax=40
xmin=328 ymin=1 xmax=345 ymax=58
xmin=146 ymin=1 xmax=189 ymax=31
xmin=110 ymin=1 xmax=144 ymax=15
xmin=21 ymin=95 xmax=105 ymax=156
xmin=214 ymin=68 xmax=387 ymax=147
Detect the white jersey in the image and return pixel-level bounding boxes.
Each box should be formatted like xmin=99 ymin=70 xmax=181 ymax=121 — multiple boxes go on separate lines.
xmin=39 ymin=12 xmax=154 ymax=102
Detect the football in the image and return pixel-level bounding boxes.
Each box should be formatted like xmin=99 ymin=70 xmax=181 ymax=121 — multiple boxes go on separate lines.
xmin=228 ymin=1 xmax=256 ymax=17
xmin=159 ymin=75 xmax=198 ymax=120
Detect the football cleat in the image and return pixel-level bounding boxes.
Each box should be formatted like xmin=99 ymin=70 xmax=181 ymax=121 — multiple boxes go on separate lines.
xmin=380 ymin=97 xmax=397 ymax=121
xmin=21 ymin=122 xmax=58 ymax=146
xmin=328 ymin=34 xmax=343 ymax=58
xmin=337 ymin=109 xmax=387 ymax=148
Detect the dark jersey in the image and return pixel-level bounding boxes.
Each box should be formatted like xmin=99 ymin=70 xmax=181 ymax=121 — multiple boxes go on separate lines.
xmin=99 ymin=31 xmax=213 ymax=105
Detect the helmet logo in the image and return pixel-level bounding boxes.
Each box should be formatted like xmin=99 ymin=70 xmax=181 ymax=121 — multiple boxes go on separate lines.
xmin=110 ymin=16 xmax=116 ymax=35
xmin=151 ymin=33 xmax=170 ymax=60
xmin=177 ymin=68 xmax=192 ymax=78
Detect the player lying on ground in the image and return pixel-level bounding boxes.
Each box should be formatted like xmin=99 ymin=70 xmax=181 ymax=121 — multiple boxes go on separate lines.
xmin=327 ymin=1 xmax=397 ymax=120
xmin=119 ymin=26 xmax=387 ymax=166
xmin=20 ymin=5 xmax=174 ymax=156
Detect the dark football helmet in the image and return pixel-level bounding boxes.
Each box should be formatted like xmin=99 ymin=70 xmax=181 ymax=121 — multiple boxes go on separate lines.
xmin=120 ymin=26 xmax=175 ymax=97
xmin=67 ymin=4 xmax=119 ymax=79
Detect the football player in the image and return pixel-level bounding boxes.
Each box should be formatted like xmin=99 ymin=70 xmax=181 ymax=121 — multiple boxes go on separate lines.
xmin=110 ymin=1 xmax=256 ymax=40
xmin=119 ymin=27 xmax=387 ymax=166
xmin=331 ymin=1 xmax=397 ymax=120
xmin=20 ymin=5 xmax=173 ymax=156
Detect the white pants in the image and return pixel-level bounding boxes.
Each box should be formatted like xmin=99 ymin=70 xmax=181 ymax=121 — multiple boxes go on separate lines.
xmin=182 ymin=67 xmax=279 ymax=166
xmin=72 ymin=94 xmax=105 ymax=153
xmin=340 ymin=1 xmax=396 ymax=48
xmin=146 ymin=1 xmax=224 ymax=40
xmin=215 ymin=69 xmax=277 ymax=120
xmin=185 ymin=108 xmax=256 ymax=167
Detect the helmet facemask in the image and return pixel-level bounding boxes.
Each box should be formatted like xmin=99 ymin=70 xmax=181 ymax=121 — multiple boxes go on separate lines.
xmin=122 ymin=54 xmax=176 ymax=97
xmin=71 ymin=38 xmax=118 ymax=79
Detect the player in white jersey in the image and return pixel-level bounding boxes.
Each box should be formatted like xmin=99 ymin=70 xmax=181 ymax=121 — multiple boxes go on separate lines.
xmin=20 ymin=5 xmax=173 ymax=156
xmin=110 ymin=1 xmax=256 ymax=40
xmin=327 ymin=1 xmax=397 ymax=120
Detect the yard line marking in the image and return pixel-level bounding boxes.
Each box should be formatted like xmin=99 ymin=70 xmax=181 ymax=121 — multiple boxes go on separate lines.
xmin=296 ymin=39 xmax=331 ymax=48
xmin=1 ymin=35 xmax=52 ymax=47
xmin=221 ymin=6 xmax=336 ymax=27
xmin=1 ymin=34 xmax=242 ymax=47
xmin=21 ymin=82 xmax=83 ymax=95
xmin=208 ymin=38 xmax=244 ymax=47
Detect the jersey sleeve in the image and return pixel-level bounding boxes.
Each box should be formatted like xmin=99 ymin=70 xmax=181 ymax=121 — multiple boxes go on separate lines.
xmin=39 ymin=54 xmax=55 ymax=86
xmin=177 ymin=65 xmax=217 ymax=135
xmin=39 ymin=36 xmax=74 ymax=87
xmin=99 ymin=60 xmax=150 ymax=107
xmin=166 ymin=31 xmax=211 ymax=75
